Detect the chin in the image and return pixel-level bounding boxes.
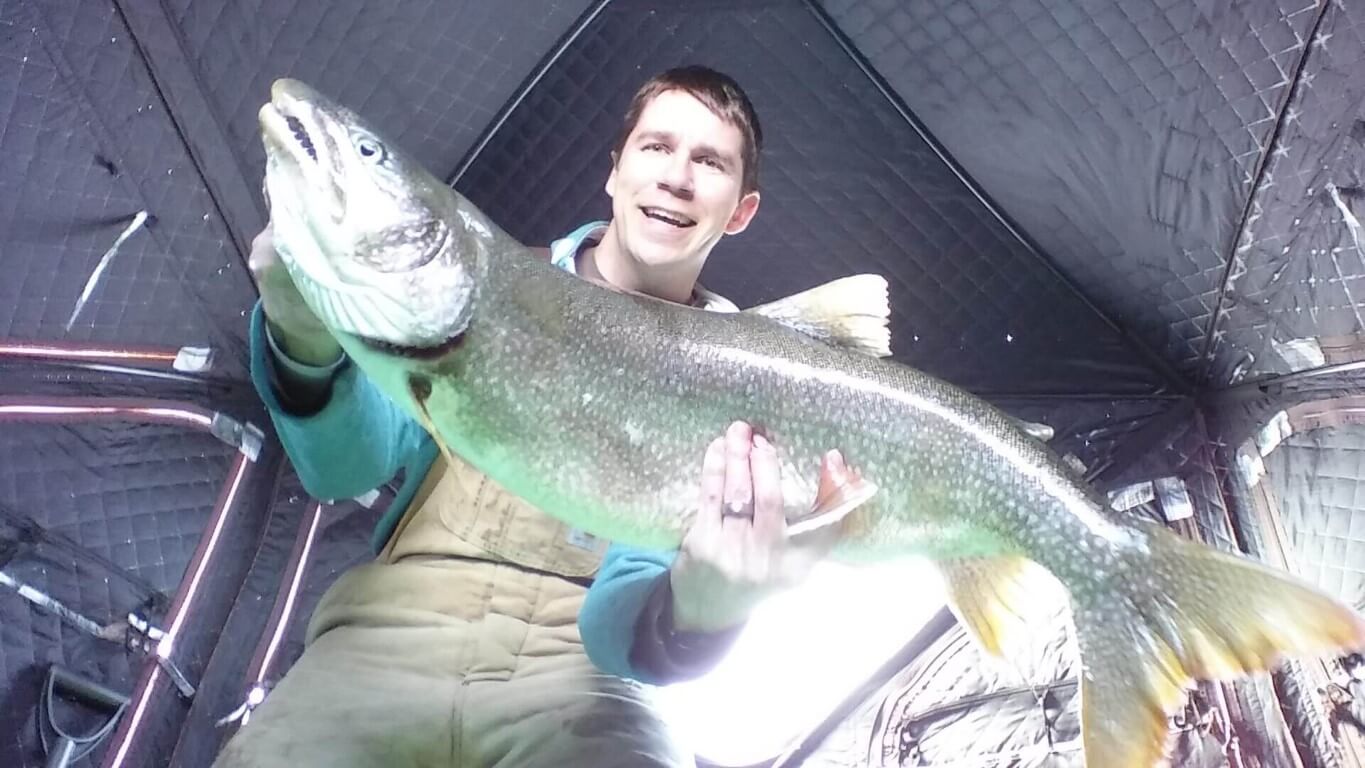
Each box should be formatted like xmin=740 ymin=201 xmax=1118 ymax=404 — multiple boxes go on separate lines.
xmin=629 ymin=241 xmax=694 ymax=269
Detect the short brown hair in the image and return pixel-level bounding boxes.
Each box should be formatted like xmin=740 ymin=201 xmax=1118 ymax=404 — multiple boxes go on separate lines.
xmin=612 ymin=65 xmax=763 ymax=194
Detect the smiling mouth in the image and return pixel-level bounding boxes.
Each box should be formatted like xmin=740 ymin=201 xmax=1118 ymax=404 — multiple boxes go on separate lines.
xmin=641 ymin=206 xmax=696 ymax=228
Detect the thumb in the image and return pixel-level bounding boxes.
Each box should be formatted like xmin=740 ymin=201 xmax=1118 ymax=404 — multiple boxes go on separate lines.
xmin=778 ymin=524 xmax=841 ymax=587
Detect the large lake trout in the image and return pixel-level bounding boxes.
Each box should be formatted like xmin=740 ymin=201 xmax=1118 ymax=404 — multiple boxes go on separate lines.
xmin=258 ymin=78 xmax=1364 ymax=766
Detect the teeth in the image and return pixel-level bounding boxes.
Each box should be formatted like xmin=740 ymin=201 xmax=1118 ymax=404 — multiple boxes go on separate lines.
xmin=284 ymin=115 xmax=317 ymax=161
xmin=642 ymin=207 xmax=694 ymax=227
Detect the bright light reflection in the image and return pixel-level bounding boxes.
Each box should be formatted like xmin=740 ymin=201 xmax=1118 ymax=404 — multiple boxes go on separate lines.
xmin=654 ymin=557 xmax=946 ymax=767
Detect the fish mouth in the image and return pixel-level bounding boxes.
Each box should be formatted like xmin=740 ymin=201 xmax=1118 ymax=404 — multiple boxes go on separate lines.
xmin=259 ymin=79 xmax=327 ymax=171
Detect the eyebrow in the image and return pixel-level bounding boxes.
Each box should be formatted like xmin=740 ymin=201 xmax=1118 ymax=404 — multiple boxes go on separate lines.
xmin=636 ymin=131 xmax=735 ymax=168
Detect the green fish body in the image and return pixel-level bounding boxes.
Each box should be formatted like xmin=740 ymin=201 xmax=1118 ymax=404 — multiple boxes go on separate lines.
xmin=341 ymin=243 xmax=1106 ymax=568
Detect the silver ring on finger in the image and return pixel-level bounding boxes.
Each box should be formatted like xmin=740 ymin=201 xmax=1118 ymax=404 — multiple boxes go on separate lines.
xmin=722 ymin=499 xmax=754 ymax=521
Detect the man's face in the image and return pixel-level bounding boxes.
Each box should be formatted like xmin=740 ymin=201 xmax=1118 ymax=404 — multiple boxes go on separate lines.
xmin=605 ymin=89 xmax=760 ymax=270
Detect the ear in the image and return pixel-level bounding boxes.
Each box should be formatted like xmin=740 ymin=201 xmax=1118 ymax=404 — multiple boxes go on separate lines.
xmin=605 ymin=152 xmax=620 ymax=199
xmin=724 ymin=190 xmax=761 ymax=235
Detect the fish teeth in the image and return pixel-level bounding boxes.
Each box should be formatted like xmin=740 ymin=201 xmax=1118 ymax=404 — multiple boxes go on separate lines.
xmin=284 ymin=115 xmax=317 ymax=161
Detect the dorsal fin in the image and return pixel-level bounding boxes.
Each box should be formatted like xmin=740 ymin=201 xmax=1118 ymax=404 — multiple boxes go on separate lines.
xmin=745 ymin=274 xmax=892 ymax=358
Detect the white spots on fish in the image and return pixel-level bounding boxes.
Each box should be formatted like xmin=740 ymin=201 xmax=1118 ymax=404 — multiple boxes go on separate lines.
xmin=581 ymin=392 xmax=594 ymax=406
xmin=708 ymin=346 xmax=1140 ymax=547
xmin=622 ymin=420 xmax=645 ymax=447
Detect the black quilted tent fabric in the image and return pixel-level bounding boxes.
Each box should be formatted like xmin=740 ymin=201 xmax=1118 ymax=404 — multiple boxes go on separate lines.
xmin=1 ymin=0 xmax=1363 ymax=765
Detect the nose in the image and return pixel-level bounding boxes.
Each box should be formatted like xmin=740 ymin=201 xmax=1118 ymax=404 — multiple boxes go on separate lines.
xmin=657 ymin=151 xmax=694 ymax=200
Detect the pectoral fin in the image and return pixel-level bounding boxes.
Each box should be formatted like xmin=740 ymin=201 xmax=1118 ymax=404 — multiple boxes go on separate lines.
xmin=408 ymin=373 xmax=461 ymax=468
xmin=746 ymin=274 xmax=892 ymax=358
xmin=786 ymin=450 xmax=878 ymax=535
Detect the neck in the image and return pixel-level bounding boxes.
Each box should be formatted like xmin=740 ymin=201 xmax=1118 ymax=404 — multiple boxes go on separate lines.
xmin=582 ymin=222 xmax=701 ymax=306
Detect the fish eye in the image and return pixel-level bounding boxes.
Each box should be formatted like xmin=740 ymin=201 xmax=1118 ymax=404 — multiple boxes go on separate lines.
xmin=354 ymin=134 xmax=385 ymax=163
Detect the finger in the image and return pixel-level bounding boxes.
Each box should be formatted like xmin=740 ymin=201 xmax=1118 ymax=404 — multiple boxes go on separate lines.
xmin=721 ymin=421 xmax=754 ymax=529
xmin=782 ymin=453 xmax=862 ymax=584
xmin=750 ymin=433 xmax=785 ymax=543
xmin=778 ymin=534 xmax=835 ymax=588
xmin=783 ymin=502 xmax=847 ymax=586
xmin=691 ymin=437 xmax=727 ymax=537
xmin=248 ymin=224 xmax=278 ymax=277
xmin=788 ymin=521 xmax=841 ymax=563
xmin=720 ymin=422 xmax=753 ymax=526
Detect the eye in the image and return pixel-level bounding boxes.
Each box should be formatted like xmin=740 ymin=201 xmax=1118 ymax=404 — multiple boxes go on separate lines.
xmin=355 ymin=134 xmax=386 ymax=162
xmin=643 ymin=142 xmax=667 ymax=152
xmin=699 ymin=156 xmax=723 ymax=170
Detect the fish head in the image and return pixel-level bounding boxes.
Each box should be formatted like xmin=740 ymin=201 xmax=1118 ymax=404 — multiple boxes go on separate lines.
xmin=259 ymin=78 xmax=483 ymax=348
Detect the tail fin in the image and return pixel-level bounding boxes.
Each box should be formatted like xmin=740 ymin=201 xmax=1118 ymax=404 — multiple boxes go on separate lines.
xmin=1071 ymin=521 xmax=1365 ymax=767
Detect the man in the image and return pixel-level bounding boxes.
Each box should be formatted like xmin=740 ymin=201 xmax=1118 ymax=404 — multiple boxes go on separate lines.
xmin=215 ymin=65 xmax=838 ymax=767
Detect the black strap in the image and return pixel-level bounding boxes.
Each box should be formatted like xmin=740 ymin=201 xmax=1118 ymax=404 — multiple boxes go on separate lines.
xmin=0 ymin=503 xmax=167 ymax=612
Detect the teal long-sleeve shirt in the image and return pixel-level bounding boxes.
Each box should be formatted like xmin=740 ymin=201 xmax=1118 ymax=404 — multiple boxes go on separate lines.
xmin=247 ymin=300 xmax=740 ymax=685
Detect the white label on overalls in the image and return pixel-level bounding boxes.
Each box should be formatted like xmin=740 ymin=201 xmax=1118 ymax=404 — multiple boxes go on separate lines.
xmin=565 ymin=528 xmax=599 ymax=551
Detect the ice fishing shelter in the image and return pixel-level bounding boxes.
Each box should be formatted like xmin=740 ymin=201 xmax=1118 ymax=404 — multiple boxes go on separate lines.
xmin=2 ymin=0 xmax=1364 ymax=765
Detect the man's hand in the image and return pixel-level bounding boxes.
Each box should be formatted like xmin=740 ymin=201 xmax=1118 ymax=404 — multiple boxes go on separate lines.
xmin=249 ymin=221 xmax=342 ymax=366
xmin=669 ymin=421 xmax=843 ymax=633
